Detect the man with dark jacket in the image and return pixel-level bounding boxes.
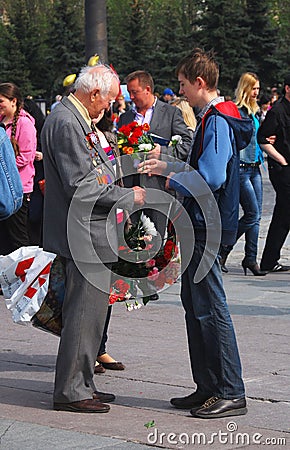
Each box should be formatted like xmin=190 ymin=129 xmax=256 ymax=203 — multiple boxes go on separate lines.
xmin=258 ymin=75 xmax=290 ymax=272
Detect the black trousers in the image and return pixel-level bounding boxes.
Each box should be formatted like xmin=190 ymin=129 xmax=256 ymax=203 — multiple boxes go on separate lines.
xmin=260 ymin=166 xmax=290 ymax=270
xmin=0 ymin=194 xmax=30 ymax=255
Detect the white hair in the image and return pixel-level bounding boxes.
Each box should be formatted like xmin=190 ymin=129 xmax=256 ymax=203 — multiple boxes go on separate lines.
xmin=74 ymin=64 xmax=119 ymax=98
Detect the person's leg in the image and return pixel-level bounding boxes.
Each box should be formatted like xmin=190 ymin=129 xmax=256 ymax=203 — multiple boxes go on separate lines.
xmin=218 ymin=167 xmax=262 ymax=272
xmin=181 ymin=241 xmax=245 ymax=399
xmin=0 ymin=220 xmax=12 ymax=255
xmin=97 ymin=306 xmax=112 ymax=357
xmin=260 ymin=168 xmax=290 ymax=270
xmin=53 ymin=259 xmax=109 ymax=403
xmin=3 ymin=194 xmax=30 ymax=252
xmin=237 ymin=168 xmax=262 ymax=261
xmin=242 ymin=167 xmax=263 ymax=262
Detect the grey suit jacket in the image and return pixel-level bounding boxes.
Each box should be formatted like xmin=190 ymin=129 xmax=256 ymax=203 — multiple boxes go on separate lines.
xmin=41 ymin=97 xmax=134 ymax=263
xmin=118 ymin=99 xmax=192 ymax=161
xmin=118 ymin=98 xmax=192 ymax=204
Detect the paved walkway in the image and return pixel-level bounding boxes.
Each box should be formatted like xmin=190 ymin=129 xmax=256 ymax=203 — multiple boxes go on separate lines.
xmin=0 ymin=172 xmax=289 ymax=449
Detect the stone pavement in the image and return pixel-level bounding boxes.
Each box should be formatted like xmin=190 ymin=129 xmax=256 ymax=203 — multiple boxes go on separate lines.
xmin=0 ymin=171 xmax=289 ymax=449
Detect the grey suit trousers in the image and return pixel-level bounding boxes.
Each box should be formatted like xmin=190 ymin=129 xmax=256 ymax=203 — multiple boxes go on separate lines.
xmin=53 ymin=258 xmax=110 ymax=403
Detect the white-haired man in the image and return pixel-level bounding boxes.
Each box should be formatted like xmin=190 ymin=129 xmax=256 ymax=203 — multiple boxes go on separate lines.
xmin=41 ymin=64 xmax=146 ymax=413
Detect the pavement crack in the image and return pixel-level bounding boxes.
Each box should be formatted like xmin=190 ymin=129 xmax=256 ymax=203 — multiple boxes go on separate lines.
xmin=0 ymin=422 xmax=14 ymax=444
xmin=0 ymin=359 xmax=53 ymax=369
xmin=248 ymin=395 xmax=290 ymax=404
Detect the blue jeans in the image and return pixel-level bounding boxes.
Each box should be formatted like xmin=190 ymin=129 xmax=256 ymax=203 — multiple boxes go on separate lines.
xmin=181 ymin=240 xmax=245 ymax=399
xmin=236 ymin=166 xmax=263 ymax=261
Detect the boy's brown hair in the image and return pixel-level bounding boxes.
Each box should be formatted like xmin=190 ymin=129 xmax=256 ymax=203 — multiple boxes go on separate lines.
xmin=176 ymin=48 xmax=219 ymax=90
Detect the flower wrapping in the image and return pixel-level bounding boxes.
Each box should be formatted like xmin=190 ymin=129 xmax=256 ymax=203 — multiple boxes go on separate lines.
xmin=117 ymin=122 xmax=155 ymax=157
xmin=110 ymin=214 xmax=181 ymax=307
xmin=0 ymin=246 xmax=56 ymax=323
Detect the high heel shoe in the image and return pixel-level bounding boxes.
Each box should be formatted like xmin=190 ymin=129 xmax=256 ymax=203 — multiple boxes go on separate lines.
xmin=219 ymin=246 xmax=231 ymax=273
xmin=241 ymin=260 xmax=267 ymax=276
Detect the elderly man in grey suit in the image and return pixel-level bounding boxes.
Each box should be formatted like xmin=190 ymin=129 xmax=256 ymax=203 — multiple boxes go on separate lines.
xmin=41 ymin=64 xmax=146 ymax=413
xmin=118 ymin=70 xmax=192 ymax=300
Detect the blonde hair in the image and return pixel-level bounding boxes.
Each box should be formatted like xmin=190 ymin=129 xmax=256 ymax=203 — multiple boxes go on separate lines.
xmin=171 ymin=97 xmax=197 ymax=130
xmin=235 ymin=72 xmax=259 ymax=115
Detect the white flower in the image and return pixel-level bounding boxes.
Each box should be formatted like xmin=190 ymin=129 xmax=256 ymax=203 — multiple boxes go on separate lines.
xmin=126 ymin=303 xmax=134 ymax=312
xmin=134 ymin=301 xmax=142 ymax=310
xmin=169 ymin=135 xmax=182 ymax=146
xmin=140 ymin=213 xmax=158 ymax=236
xmin=138 ymin=143 xmax=153 ymax=151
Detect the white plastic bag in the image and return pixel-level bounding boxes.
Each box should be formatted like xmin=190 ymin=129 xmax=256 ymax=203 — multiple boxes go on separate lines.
xmin=0 ymin=246 xmax=56 ymax=323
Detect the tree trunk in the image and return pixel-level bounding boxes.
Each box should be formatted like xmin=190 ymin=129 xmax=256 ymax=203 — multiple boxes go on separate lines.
xmin=85 ymin=0 xmax=108 ymax=63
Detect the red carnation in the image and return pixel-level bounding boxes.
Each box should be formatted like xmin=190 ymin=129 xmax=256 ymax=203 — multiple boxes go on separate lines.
xmin=164 ymin=240 xmax=177 ymax=260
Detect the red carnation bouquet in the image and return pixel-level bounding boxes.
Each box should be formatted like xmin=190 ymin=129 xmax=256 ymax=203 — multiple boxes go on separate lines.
xmin=117 ymin=121 xmax=155 ymax=157
xmin=109 ymin=214 xmax=181 ymax=310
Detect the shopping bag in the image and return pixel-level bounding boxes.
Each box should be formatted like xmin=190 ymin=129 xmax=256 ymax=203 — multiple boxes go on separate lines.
xmin=31 ymin=256 xmax=65 ymax=336
xmin=0 ymin=246 xmax=56 ymax=323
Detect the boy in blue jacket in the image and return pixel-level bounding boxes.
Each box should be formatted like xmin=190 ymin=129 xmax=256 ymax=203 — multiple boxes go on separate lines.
xmin=139 ymin=48 xmax=252 ymax=418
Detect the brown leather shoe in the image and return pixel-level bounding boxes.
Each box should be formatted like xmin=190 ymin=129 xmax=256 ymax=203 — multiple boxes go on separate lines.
xmin=100 ymin=361 xmax=125 ymax=370
xmin=94 ymin=363 xmax=106 ymax=374
xmin=92 ymin=391 xmax=115 ymax=403
xmin=53 ymin=398 xmax=110 ymax=413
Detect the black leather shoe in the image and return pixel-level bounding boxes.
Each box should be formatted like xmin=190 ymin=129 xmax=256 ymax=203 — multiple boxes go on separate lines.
xmin=53 ymin=398 xmax=110 ymax=413
xmin=262 ymin=264 xmax=290 ymax=273
xmin=148 ymin=293 xmax=159 ymax=301
xmin=92 ymin=391 xmax=115 ymax=403
xmin=192 ymin=396 xmax=247 ymax=419
xmin=142 ymin=293 xmax=159 ymax=305
xmin=170 ymin=391 xmax=211 ymax=410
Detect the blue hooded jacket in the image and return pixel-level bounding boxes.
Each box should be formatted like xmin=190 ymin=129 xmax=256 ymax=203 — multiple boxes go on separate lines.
xmin=168 ymin=102 xmax=253 ymax=246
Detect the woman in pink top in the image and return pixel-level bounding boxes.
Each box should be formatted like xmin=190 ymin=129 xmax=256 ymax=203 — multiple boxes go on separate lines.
xmin=0 ymin=82 xmax=37 ymax=254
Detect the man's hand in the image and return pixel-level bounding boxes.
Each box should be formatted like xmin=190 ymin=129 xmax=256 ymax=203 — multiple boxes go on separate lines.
xmin=266 ymin=135 xmax=276 ymax=145
xmin=35 ymin=151 xmax=43 ymax=161
xmin=137 ymin=158 xmax=167 ymax=177
xmin=147 ymin=144 xmax=161 ymax=160
xmin=132 ymin=186 xmax=146 ymax=205
xmin=165 ymin=172 xmax=175 ymax=190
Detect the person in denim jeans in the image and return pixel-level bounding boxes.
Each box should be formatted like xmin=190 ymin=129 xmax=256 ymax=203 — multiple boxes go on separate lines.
xmin=219 ymin=73 xmax=268 ymax=276
xmin=0 ymin=123 xmax=23 ymax=220
xmin=138 ymin=48 xmax=252 ymax=418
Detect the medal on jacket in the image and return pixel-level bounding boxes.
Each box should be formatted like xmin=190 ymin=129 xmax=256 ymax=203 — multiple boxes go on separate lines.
xmin=85 ymin=131 xmax=113 ymax=185
xmin=85 ymin=131 xmax=102 ymax=166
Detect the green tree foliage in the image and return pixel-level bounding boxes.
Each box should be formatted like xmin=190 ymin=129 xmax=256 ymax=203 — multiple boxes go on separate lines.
xmin=107 ymin=0 xmax=199 ymax=93
xmin=191 ymin=0 xmax=252 ymax=96
xmin=43 ymin=0 xmax=85 ymax=102
xmin=267 ymin=0 xmax=290 ymax=84
xmin=0 ymin=0 xmax=288 ymax=103
xmin=244 ymin=0 xmax=280 ymax=90
xmin=0 ymin=21 xmax=32 ymax=93
xmin=0 ymin=0 xmax=85 ymax=102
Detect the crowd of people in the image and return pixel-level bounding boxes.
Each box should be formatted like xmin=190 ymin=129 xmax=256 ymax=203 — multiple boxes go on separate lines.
xmin=0 ymin=50 xmax=289 ymax=418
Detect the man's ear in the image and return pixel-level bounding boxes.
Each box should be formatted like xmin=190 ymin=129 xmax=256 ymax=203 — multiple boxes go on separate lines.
xmin=91 ymin=89 xmax=100 ymax=100
xmin=196 ymin=76 xmax=205 ymax=88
